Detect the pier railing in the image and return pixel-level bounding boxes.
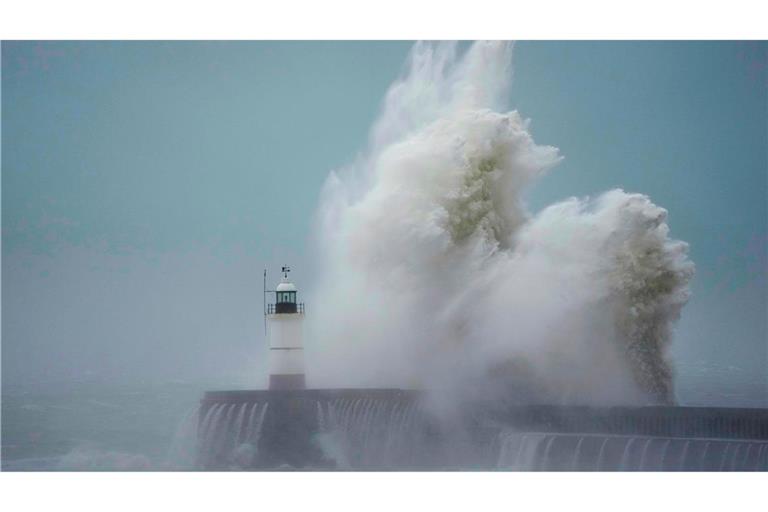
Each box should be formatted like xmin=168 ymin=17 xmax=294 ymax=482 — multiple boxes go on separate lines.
xmin=267 ymin=303 xmax=305 ymax=314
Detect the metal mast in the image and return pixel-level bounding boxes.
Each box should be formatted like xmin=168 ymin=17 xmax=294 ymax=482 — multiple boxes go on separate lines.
xmin=263 ymin=267 xmax=267 ymax=336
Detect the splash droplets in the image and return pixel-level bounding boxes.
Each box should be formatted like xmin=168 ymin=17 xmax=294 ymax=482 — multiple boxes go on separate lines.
xmin=308 ymin=42 xmax=694 ymax=406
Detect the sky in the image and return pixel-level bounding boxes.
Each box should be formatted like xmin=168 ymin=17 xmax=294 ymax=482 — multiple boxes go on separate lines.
xmin=2 ymin=41 xmax=766 ymax=400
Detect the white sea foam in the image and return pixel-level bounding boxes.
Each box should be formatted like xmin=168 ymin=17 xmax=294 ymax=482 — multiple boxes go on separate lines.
xmin=307 ymin=41 xmax=694 ymax=405
xmin=56 ymin=444 xmax=152 ymax=471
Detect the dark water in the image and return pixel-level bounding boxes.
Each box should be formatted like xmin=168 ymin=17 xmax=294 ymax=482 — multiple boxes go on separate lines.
xmin=1 ymin=382 xmax=202 ymax=470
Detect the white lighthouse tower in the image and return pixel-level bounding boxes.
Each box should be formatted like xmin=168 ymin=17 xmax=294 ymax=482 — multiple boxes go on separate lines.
xmin=265 ymin=265 xmax=306 ymax=390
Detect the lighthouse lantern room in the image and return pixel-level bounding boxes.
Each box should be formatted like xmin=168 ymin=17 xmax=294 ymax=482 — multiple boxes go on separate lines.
xmin=265 ymin=265 xmax=306 ymax=390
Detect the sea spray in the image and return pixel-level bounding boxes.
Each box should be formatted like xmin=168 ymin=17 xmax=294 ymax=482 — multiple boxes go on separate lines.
xmin=164 ymin=405 xmax=200 ymax=469
xmin=307 ymin=41 xmax=694 ymax=406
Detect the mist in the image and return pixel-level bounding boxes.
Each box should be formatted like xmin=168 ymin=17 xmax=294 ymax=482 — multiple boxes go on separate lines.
xmin=2 ymin=245 xmax=271 ymax=393
xmin=307 ymin=41 xmax=695 ymax=406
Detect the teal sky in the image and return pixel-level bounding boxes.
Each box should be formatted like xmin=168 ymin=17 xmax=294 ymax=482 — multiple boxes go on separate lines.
xmin=2 ymin=42 xmax=766 ymax=401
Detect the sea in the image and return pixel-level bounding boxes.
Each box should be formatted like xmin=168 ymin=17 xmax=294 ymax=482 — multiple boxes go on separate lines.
xmin=1 ymin=362 xmax=765 ymax=471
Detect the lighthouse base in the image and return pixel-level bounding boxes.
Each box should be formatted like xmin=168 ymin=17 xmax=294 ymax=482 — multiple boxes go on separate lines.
xmin=269 ymin=374 xmax=306 ymax=390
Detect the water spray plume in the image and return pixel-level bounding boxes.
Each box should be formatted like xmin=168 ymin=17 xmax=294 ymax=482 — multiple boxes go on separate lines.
xmin=308 ymin=41 xmax=695 ymax=406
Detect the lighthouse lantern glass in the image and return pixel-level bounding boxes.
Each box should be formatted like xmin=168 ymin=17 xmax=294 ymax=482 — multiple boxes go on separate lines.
xmin=277 ymin=291 xmax=296 ymax=303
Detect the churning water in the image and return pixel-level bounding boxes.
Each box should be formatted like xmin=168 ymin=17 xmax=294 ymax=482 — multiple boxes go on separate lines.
xmin=187 ymin=402 xmax=269 ymax=470
xmin=316 ymin=398 xmax=426 ymax=469
xmin=186 ymin=397 xmax=768 ymax=471
xmin=3 ymin=385 xmax=766 ymax=471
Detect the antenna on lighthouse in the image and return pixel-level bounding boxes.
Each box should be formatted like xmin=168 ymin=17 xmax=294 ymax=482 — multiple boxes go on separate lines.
xmin=263 ymin=267 xmax=267 ymax=336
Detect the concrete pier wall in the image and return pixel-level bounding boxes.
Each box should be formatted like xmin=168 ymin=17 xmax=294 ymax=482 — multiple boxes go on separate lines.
xmin=198 ymin=389 xmax=768 ymax=470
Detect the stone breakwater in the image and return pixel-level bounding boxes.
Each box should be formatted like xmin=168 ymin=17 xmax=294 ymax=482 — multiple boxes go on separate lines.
xmin=197 ymin=389 xmax=768 ymax=470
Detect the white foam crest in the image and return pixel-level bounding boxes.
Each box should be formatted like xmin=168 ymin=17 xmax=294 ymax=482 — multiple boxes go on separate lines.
xmin=308 ymin=41 xmax=694 ymax=405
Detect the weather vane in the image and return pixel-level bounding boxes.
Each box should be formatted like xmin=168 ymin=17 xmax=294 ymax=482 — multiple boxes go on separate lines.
xmin=282 ymin=265 xmax=290 ymax=279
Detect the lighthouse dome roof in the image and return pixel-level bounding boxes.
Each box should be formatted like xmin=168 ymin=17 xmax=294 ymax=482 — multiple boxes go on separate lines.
xmin=276 ymin=281 xmax=297 ymax=292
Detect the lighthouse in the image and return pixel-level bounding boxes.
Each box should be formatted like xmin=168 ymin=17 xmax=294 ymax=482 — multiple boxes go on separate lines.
xmin=266 ymin=265 xmax=306 ymax=390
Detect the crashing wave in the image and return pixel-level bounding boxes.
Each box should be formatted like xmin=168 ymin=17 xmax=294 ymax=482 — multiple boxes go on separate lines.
xmin=308 ymin=41 xmax=694 ymax=406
